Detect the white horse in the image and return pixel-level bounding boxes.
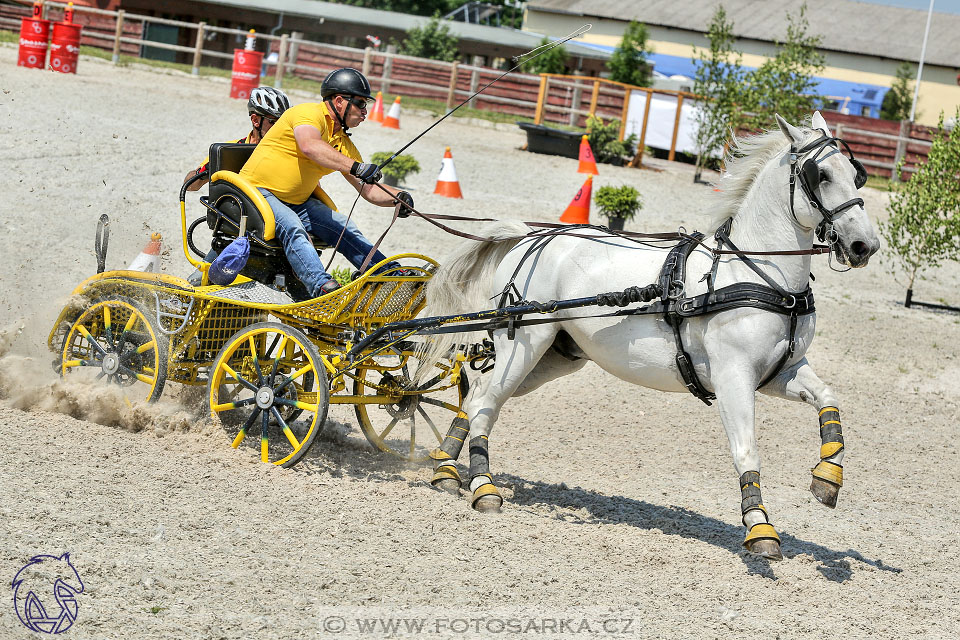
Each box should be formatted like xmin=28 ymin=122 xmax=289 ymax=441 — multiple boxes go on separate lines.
xmin=419 ymin=112 xmax=879 ymax=560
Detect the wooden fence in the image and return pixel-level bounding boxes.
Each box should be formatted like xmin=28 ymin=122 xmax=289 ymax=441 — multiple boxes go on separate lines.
xmin=1 ymin=0 xmax=938 ymax=179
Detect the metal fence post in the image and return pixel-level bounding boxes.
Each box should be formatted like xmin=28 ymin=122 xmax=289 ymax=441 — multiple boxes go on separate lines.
xmin=191 ymin=22 xmax=205 ymax=75
xmin=382 ymin=44 xmax=396 ymax=94
xmin=112 ymin=10 xmax=125 ymax=64
xmin=274 ymin=34 xmax=289 ymax=88
xmin=892 ymin=119 xmax=910 ymax=182
xmin=447 ymin=60 xmax=459 ymax=109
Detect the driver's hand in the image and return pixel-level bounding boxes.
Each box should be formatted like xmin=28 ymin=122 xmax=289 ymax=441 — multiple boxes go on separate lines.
xmin=394 ymin=191 xmax=414 ymax=218
xmin=350 ymin=161 xmax=382 ymax=184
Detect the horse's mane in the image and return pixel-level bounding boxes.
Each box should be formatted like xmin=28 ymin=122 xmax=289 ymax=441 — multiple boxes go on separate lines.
xmin=708 ymin=125 xmax=821 ymax=233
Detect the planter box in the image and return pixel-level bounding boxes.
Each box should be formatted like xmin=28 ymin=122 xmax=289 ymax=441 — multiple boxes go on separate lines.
xmin=517 ymin=122 xmax=581 ymax=160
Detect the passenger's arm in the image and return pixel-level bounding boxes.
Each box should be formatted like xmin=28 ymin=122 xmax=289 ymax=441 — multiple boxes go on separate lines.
xmin=183 ymin=168 xmax=208 ymax=191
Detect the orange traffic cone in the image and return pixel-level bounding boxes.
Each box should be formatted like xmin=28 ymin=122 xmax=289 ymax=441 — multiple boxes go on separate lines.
xmin=381 ymin=96 xmax=401 ymax=129
xmin=560 ymin=176 xmax=592 ymax=224
xmin=433 ymin=147 xmax=463 ymax=198
xmin=127 ymin=232 xmax=162 ymax=272
xmin=577 ymin=135 xmax=599 ymax=175
xmin=369 ymin=91 xmax=384 ymax=123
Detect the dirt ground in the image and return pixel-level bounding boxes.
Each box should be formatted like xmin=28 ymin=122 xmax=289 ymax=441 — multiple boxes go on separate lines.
xmin=2 ymin=45 xmax=959 ymax=639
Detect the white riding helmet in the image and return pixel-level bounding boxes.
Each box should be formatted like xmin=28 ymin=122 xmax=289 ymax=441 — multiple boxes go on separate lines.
xmin=247 ymin=86 xmax=291 ymax=119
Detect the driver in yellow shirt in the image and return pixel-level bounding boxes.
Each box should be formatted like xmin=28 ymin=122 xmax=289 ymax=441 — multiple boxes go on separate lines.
xmin=239 ymin=68 xmax=413 ymax=296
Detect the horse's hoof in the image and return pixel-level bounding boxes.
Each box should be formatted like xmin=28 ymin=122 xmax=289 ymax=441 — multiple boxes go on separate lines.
xmin=746 ymin=539 xmax=783 ymax=561
xmin=810 ymin=477 xmax=839 ymax=508
xmin=473 ymin=494 xmax=502 ymax=513
xmin=434 ymin=478 xmax=462 ymax=495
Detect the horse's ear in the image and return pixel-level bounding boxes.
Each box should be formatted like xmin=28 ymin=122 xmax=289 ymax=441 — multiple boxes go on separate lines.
xmin=811 ymin=111 xmax=833 ymax=136
xmin=775 ymin=113 xmax=804 ymax=144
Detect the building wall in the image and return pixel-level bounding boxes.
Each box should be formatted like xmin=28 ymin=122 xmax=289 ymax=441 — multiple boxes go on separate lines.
xmin=524 ymin=10 xmax=960 ymax=126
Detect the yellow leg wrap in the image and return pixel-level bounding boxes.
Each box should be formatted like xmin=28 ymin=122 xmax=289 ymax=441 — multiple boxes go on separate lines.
xmin=471 ymin=482 xmax=502 ymax=509
xmin=811 ymin=460 xmax=843 ymax=486
xmin=431 ymin=464 xmax=461 ymax=486
xmin=820 ymin=441 xmax=844 ymax=459
xmin=743 ymin=523 xmax=781 ymax=547
xmin=429 ymin=448 xmax=452 ymax=462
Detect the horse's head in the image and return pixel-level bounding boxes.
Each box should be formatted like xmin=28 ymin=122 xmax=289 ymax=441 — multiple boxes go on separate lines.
xmin=776 ymin=111 xmax=880 ymax=267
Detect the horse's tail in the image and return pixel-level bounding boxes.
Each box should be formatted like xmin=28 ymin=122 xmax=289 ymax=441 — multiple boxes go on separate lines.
xmin=415 ymin=220 xmax=531 ymax=384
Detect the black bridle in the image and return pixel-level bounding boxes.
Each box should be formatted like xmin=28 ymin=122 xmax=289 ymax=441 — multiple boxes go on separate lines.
xmin=788 ymin=131 xmax=867 ymax=242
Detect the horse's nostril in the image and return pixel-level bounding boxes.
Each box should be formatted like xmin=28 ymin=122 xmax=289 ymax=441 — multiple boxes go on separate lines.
xmin=851 ymin=241 xmax=868 ymax=257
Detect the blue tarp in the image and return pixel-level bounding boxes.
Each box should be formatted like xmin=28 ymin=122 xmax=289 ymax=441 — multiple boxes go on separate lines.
xmin=571 ymin=43 xmax=891 ymax=119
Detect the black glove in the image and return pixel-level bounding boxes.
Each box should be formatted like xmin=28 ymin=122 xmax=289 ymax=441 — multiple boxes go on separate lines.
xmin=394 ymin=191 xmax=414 ymax=218
xmin=350 ymin=161 xmax=382 ymax=184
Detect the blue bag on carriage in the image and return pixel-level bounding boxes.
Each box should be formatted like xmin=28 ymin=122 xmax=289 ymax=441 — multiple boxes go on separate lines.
xmin=207 ymin=235 xmax=249 ymax=286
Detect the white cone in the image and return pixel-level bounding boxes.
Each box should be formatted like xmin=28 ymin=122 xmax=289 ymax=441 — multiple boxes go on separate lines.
xmin=128 ymin=232 xmax=162 ymax=272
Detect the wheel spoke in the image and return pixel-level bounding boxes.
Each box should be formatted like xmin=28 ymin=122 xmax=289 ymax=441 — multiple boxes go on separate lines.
xmin=379 ymin=415 xmax=400 ymax=440
xmin=416 ymin=372 xmax=444 ymax=392
xmin=221 ymin=363 xmax=259 ymax=392
xmin=116 ymin=312 xmax=137 ymax=348
xmin=135 ymin=340 xmax=156 ymax=355
xmin=417 ymin=405 xmax=444 ymax=443
xmin=275 ymin=363 xmax=314 ymax=394
xmin=95 ymin=371 xmax=105 ymax=381
xmin=76 ymin=325 xmax=107 ymax=356
xmin=248 ymin=336 xmax=265 ymax=385
xmin=102 ymin=306 xmax=113 ymax=347
xmin=62 ymin=359 xmax=91 ymax=369
xmin=267 ymin=336 xmax=287 ymax=385
xmin=231 ymin=407 xmax=261 ymax=448
xmin=271 ymin=406 xmax=301 ymax=449
xmin=211 ymin=397 xmax=256 ymax=412
xmin=409 ymin=415 xmax=416 ymax=458
xmin=274 ymin=397 xmax=318 ymax=412
xmin=420 ymin=397 xmax=458 ymax=411
xmin=260 ymin=410 xmax=270 ymax=462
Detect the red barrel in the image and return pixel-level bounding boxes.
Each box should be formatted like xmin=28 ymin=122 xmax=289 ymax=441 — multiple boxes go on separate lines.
xmin=49 ymin=22 xmax=82 ymax=74
xmin=17 ymin=18 xmax=50 ymax=69
xmin=230 ymin=49 xmax=263 ymax=100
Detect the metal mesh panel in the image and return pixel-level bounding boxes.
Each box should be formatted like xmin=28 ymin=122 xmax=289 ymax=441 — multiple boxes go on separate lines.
xmin=195 ymin=302 xmax=266 ymax=353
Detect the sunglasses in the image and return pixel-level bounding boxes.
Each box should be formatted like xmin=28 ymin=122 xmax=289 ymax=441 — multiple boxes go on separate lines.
xmin=341 ymin=95 xmax=371 ymax=110
xmin=261 ymin=116 xmax=278 ymax=125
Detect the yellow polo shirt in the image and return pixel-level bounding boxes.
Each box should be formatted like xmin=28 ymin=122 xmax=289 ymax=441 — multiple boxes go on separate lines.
xmin=240 ymin=102 xmax=362 ymax=205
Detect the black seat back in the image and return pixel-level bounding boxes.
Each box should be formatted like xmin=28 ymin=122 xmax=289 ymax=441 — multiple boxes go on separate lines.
xmin=206 ymin=142 xmax=272 ymax=242
xmin=209 ymin=142 xmax=256 ymax=174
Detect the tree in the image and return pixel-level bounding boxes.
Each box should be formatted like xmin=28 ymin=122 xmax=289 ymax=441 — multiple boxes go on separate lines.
xmin=880 ymin=62 xmax=916 ymax=122
xmin=398 ymin=16 xmax=459 ymax=62
xmin=881 ymin=109 xmax=960 ymax=297
xmin=608 ymin=21 xmax=652 ymax=87
xmin=525 ymin=37 xmax=567 ymax=74
xmin=692 ymin=4 xmax=745 ymax=179
xmin=741 ymin=4 xmax=824 ymax=129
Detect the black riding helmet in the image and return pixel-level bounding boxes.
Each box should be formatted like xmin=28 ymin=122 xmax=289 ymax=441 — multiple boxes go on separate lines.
xmin=320 ymin=68 xmax=374 ymax=134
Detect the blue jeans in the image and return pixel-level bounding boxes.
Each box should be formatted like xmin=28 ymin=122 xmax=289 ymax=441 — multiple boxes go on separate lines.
xmin=259 ymin=189 xmax=394 ymax=298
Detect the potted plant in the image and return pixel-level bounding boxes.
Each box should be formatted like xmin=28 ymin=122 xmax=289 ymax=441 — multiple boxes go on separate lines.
xmin=594 ymin=184 xmax=642 ymax=231
xmin=586 ymin=115 xmax=639 ymax=166
xmin=370 ymin=152 xmax=420 ymax=187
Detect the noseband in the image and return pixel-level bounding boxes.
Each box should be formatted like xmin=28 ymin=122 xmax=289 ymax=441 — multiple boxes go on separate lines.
xmin=788 ymin=131 xmax=866 ymax=241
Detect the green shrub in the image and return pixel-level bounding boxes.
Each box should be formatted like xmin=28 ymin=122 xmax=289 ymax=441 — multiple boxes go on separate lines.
xmin=586 ymin=116 xmax=638 ymax=165
xmin=370 ymin=152 xmax=421 ymax=181
xmin=594 ymin=185 xmax=643 ymax=221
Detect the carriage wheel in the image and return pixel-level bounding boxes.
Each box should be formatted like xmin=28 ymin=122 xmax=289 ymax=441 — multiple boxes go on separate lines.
xmin=352 ymin=350 xmax=468 ymax=463
xmin=59 ymin=296 xmax=168 ymax=403
xmin=208 ymin=322 xmax=329 ymax=468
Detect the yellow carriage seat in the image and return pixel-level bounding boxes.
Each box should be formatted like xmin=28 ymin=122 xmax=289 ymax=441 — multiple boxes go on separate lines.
xmin=201 ymin=143 xmax=330 ymax=299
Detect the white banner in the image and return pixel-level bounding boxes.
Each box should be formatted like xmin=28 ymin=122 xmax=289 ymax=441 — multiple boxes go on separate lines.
xmin=624 ymin=92 xmax=709 ymax=157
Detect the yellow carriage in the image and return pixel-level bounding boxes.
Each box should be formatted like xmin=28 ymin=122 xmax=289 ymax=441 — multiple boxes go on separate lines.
xmin=48 ymin=144 xmax=468 ymax=467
